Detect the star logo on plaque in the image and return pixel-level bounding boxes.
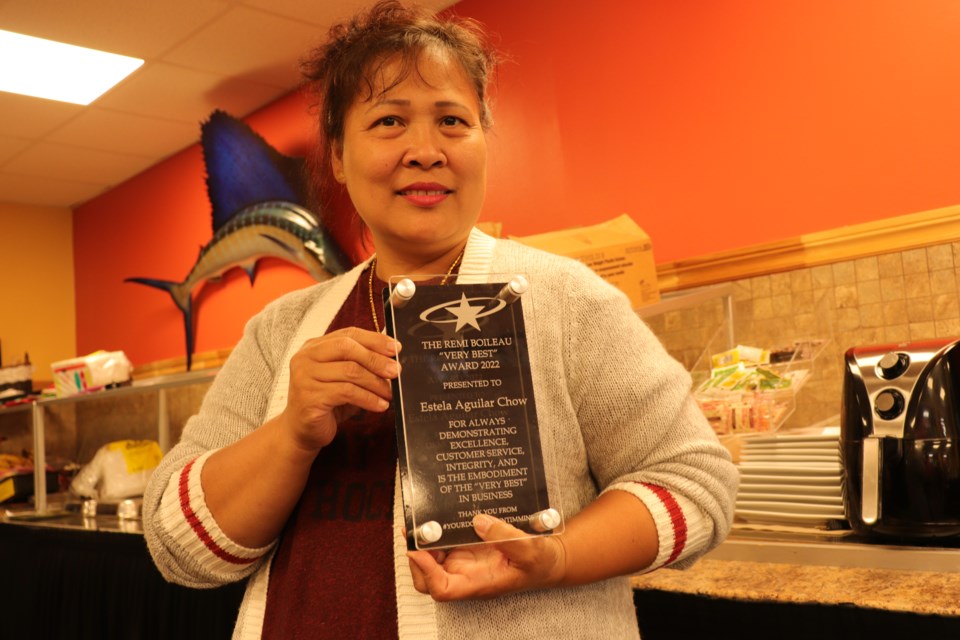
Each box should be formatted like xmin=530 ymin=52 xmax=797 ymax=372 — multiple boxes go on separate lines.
xmin=446 ymin=294 xmax=484 ymax=331
xmin=419 ymin=295 xmax=507 ymax=333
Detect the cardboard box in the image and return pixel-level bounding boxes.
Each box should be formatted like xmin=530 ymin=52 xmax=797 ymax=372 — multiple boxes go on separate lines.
xmin=511 ymin=214 xmax=660 ymax=308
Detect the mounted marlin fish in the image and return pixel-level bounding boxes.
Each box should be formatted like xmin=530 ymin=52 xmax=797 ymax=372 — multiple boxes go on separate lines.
xmin=127 ymin=110 xmax=352 ymax=370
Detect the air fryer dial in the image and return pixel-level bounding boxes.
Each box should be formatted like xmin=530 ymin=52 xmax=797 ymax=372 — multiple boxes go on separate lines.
xmin=877 ymin=352 xmax=910 ymax=379
xmin=874 ymin=389 xmax=905 ymax=420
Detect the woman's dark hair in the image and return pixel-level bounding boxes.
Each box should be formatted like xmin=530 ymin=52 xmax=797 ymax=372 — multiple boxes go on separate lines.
xmin=300 ymin=0 xmax=499 ymax=211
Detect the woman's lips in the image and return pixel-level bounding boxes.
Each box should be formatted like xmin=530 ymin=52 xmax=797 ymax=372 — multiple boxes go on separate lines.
xmin=398 ymin=183 xmax=452 ymax=207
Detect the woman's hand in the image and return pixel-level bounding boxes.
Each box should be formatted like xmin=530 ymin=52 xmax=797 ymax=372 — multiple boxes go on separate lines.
xmin=407 ymin=514 xmax=567 ymax=601
xmin=278 ymin=327 xmax=401 ymax=454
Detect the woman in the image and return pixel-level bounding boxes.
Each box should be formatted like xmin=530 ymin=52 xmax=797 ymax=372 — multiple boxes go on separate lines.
xmin=143 ymin=2 xmax=738 ymax=638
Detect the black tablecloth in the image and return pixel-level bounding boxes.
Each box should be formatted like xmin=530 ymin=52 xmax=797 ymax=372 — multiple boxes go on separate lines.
xmin=634 ymin=589 xmax=960 ymax=639
xmin=0 ymin=522 xmax=244 ymax=640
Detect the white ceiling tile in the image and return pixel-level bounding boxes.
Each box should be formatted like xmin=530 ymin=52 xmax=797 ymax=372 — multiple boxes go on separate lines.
xmin=5 ymin=142 xmax=157 ymax=186
xmin=0 ymin=93 xmax=83 ymax=138
xmin=238 ymin=0 xmax=373 ymax=26
xmin=0 ymin=0 xmax=235 ymax=59
xmin=200 ymin=78 xmax=290 ymax=120
xmin=0 ymin=137 xmax=31 ymax=165
xmin=45 ymin=109 xmax=199 ymax=158
xmin=0 ymin=172 xmax=104 ymax=208
xmin=240 ymin=0 xmax=459 ymax=25
xmin=96 ymin=62 xmax=288 ymax=124
xmin=161 ymin=6 xmax=324 ymax=88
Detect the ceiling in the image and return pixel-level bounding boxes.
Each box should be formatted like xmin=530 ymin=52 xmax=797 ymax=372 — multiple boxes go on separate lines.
xmin=0 ymin=0 xmax=458 ymax=209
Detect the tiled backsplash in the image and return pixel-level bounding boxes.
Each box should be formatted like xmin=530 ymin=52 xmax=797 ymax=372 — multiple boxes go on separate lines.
xmin=643 ymin=242 xmax=960 ymax=431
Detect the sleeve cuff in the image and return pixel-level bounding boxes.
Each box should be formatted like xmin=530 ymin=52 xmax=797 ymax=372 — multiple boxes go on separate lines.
xmin=159 ymin=450 xmax=274 ymax=579
xmin=602 ymin=481 xmax=713 ymax=571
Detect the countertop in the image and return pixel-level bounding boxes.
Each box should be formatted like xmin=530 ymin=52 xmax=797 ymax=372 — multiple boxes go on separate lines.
xmin=2 ymin=503 xmax=143 ymax=534
xmin=632 ymin=528 xmax=960 ymax=617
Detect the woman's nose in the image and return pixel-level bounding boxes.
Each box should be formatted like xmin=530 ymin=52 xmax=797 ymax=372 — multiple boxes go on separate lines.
xmin=402 ymin=128 xmax=446 ymax=169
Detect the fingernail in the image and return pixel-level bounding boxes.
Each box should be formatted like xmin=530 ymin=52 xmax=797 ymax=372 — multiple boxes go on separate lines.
xmin=473 ymin=513 xmax=493 ymax=534
xmin=391 ymin=339 xmax=402 ymax=354
xmin=385 ymin=361 xmax=399 ymax=376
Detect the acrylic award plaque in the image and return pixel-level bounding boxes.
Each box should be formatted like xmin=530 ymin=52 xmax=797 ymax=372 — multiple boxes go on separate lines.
xmin=384 ymin=274 xmax=562 ymax=550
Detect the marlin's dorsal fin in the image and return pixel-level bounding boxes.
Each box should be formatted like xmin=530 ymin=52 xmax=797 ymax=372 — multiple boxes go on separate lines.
xmin=201 ymin=110 xmax=308 ymax=231
xmin=241 ymin=261 xmax=258 ymax=285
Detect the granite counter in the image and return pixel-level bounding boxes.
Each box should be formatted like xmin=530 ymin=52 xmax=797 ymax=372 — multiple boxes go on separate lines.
xmin=632 ymin=557 xmax=960 ymax=616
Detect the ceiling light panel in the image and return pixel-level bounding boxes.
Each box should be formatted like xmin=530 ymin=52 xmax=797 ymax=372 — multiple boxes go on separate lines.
xmin=0 ymin=29 xmax=143 ymax=105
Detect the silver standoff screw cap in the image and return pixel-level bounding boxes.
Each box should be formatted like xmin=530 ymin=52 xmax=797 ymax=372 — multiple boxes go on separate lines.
xmin=529 ymin=508 xmax=561 ymax=532
xmin=389 ymin=278 xmax=417 ymax=309
xmin=395 ymin=278 xmax=416 ymax=300
xmin=416 ymin=521 xmax=443 ymax=545
xmin=508 ymin=275 xmax=529 ymax=296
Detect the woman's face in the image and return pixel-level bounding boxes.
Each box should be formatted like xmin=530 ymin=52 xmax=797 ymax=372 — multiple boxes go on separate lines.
xmin=332 ymin=47 xmax=488 ymax=261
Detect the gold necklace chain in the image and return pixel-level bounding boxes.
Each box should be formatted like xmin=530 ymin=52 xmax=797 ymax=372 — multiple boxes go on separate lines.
xmin=368 ymin=248 xmax=465 ymax=332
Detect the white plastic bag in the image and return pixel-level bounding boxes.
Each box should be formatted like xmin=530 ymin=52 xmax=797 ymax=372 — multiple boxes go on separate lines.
xmin=71 ymin=440 xmax=162 ymax=501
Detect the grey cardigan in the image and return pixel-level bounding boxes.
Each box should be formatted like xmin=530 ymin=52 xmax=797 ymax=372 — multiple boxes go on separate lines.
xmin=143 ymin=228 xmax=738 ymax=639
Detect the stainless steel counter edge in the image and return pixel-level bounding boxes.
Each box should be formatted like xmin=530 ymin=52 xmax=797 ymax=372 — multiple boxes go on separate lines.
xmin=710 ymin=532 xmax=960 ymax=573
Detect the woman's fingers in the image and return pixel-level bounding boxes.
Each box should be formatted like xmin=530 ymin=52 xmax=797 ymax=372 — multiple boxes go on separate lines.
xmin=291 ymin=329 xmax=401 ymax=403
xmin=306 ymin=361 xmax=396 ymax=401
xmin=281 ymin=328 xmax=402 ymax=452
xmin=408 ymin=550 xmax=444 ymax=594
xmin=474 ymin=514 xmax=567 ymax=588
xmin=471 ymin=513 xmax=542 ymax=562
xmin=409 ymin=549 xmax=472 ymax=601
xmin=472 ymin=513 xmax=521 ymax=541
xmin=302 ymin=327 xmax=400 ymax=363
xmin=408 ymin=552 xmax=427 ymax=592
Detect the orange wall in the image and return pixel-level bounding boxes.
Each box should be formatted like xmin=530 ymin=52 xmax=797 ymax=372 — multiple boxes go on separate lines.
xmin=467 ymin=0 xmax=960 ymax=258
xmin=72 ymin=0 xmax=960 ymax=369
xmin=0 ymin=203 xmax=75 ymax=379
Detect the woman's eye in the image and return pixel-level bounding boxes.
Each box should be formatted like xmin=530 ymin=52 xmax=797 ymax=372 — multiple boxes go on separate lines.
xmin=375 ymin=116 xmax=400 ymax=127
xmin=440 ymin=116 xmax=466 ymax=127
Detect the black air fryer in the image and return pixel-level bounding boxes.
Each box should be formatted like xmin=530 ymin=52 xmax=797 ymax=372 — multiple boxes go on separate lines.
xmin=841 ymin=338 xmax=960 ymax=538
